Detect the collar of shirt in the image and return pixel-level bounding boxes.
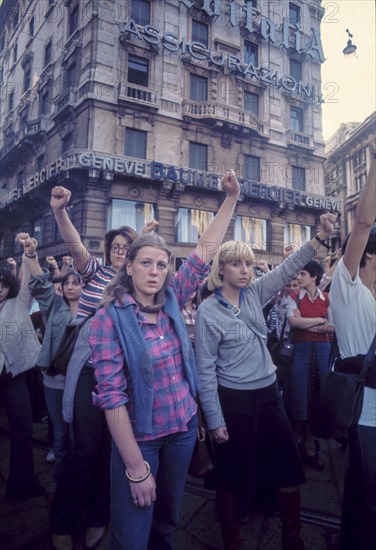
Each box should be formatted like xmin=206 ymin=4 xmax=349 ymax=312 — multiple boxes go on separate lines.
xmin=298 ymin=287 xmax=325 ymax=302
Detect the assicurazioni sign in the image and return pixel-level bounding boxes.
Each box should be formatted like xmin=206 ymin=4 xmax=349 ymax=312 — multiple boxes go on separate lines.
xmin=0 ymin=151 xmax=340 ymax=213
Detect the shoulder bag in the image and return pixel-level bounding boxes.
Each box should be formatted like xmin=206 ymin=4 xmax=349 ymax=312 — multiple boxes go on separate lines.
xmin=311 ymin=332 xmax=376 ymax=439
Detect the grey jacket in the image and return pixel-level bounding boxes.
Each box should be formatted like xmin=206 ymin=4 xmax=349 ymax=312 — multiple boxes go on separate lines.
xmin=0 ymin=259 xmax=41 ymax=377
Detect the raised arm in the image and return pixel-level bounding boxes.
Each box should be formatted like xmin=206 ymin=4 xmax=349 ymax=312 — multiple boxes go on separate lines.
xmin=50 ymin=186 xmax=90 ymax=272
xmin=343 ymin=140 xmax=376 ymax=278
xmin=194 ymin=170 xmax=240 ymax=263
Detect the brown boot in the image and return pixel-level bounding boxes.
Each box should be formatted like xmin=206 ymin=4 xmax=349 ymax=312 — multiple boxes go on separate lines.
xmin=216 ymin=488 xmax=243 ymax=550
xmin=278 ymin=488 xmax=304 ymax=550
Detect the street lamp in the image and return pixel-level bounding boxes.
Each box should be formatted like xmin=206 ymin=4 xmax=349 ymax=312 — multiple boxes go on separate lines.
xmin=343 ymin=29 xmax=357 ymax=56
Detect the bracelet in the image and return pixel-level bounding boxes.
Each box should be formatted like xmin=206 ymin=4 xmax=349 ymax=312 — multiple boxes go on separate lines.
xmin=314 ymin=235 xmax=331 ymax=250
xmin=125 ymin=460 xmax=151 ymax=483
xmin=25 ymin=253 xmax=37 ymax=258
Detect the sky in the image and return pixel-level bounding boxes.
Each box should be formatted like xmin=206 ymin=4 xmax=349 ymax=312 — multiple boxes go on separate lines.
xmin=320 ymin=0 xmax=376 ymax=141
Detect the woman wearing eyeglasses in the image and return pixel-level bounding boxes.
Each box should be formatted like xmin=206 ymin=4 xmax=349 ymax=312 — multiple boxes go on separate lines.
xmin=48 ymin=187 xmax=156 ymax=550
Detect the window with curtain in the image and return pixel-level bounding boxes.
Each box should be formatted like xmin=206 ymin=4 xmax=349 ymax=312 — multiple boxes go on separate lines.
xmin=290 ymin=106 xmax=303 ymax=132
xmin=234 ymin=216 xmax=267 ymax=250
xmin=291 ymin=166 xmax=306 ymax=191
xmin=244 ymin=42 xmax=258 ymax=65
xmin=284 ymin=223 xmax=311 ymax=248
xmin=131 ymin=0 xmax=150 ymax=26
xmin=244 ymin=91 xmax=259 ymax=115
xmin=190 ymin=74 xmax=208 ymax=101
xmin=192 ymin=20 xmax=208 ymax=46
xmin=244 ymin=154 xmax=260 ymax=182
xmin=108 ymin=200 xmax=156 ymax=235
xmin=189 ymin=142 xmax=208 ymax=170
xmin=128 ymin=54 xmax=149 ymax=87
xmin=176 ymin=208 xmax=214 ymax=243
xmin=125 ymin=128 xmax=147 ymax=159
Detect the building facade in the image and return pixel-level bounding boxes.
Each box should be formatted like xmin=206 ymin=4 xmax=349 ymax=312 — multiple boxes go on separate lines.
xmin=324 ymin=111 xmax=376 ymax=247
xmin=0 ymin=0 xmax=338 ymax=268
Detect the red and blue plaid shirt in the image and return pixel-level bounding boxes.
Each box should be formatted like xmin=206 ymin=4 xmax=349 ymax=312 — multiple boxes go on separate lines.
xmin=89 ymin=252 xmax=210 ymax=441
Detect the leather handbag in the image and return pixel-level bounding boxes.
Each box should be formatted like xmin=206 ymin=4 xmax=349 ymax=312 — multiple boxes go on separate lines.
xmin=47 ymin=314 xmax=93 ymax=376
xmin=188 ymin=403 xmax=215 ymax=479
xmin=311 ymin=332 xmax=376 ymax=439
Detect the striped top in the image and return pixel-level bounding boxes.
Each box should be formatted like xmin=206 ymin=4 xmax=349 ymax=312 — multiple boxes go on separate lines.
xmin=75 ymin=256 xmax=116 ymax=319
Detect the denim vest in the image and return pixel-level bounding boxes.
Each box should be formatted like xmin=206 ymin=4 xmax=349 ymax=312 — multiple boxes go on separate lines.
xmin=107 ymin=288 xmax=199 ymax=434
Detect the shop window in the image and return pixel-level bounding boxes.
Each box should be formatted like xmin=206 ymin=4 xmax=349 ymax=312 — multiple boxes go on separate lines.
xmin=192 ymin=20 xmax=208 ymax=47
xmin=125 ymin=128 xmax=147 ymax=159
xmin=234 ymin=216 xmax=267 ymax=250
xmin=244 ymin=91 xmax=259 ymax=115
xmin=244 ymin=42 xmax=258 ymax=66
xmin=128 ymin=54 xmax=149 ymax=87
xmin=290 ymin=106 xmax=303 ymax=132
xmin=131 ymin=0 xmax=150 ymax=26
xmin=189 ymin=142 xmax=208 ymax=171
xmin=289 ymin=3 xmax=300 ymax=25
xmin=284 ymin=223 xmax=311 ymax=248
xmin=176 ymin=208 xmax=214 ymax=243
xmin=291 ymin=166 xmax=306 ymax=191
xmin=244 ymin=154 xmax=260 ymax=182
xmin=108 ymin=200 xmax=156 ymax=235
xmin=289 ymin=59 xmax=302 ymax=81
xmin=190 ymin=74 xmax=208 ymax=101
xmin=44 ymin=39 xmax=52 ymax=67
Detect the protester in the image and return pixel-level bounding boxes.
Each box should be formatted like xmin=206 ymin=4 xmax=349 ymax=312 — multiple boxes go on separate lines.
xmin=48 ymin=186 xmax=157 ymax=550
xmin=0 ymin=234 xmax=44 ymax=500
xmin=26 ymin=248 xmax=83 ymax=482
xmin=88 ymin=171 xmax=240 ymax=550
xmin=329 ymin=143 xmax=376 ymax=550
xmin=194 ymin=211 xmax=337 ymax=550
xmin=284 ymin=261 xmax=334 ymax=470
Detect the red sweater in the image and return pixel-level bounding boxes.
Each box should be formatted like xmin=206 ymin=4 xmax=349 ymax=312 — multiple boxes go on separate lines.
xmin=291 ymin=292 xmax=331 ymax=343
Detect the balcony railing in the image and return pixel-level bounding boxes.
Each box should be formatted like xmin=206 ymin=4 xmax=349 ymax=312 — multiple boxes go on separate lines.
xmin=183 ymin=100 xmax=265 ymax=134
xmin=54 ymin=88 xmax=77 ymax=117
xmin=25 ymin=116 xmax=49 ymax=136
xmin=287 ymin=130 xmax=312 ymax=148
xmin=119 ymin=84 xmax=159 ymax=109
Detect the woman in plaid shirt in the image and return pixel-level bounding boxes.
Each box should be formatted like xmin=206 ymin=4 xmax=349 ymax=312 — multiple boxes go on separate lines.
xmin=89 ymin=171 xmax=240 ymax=550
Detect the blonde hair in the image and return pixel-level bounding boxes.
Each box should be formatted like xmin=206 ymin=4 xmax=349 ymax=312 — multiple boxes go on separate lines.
xmin=208 ymin=241 xmax=255 ymax=291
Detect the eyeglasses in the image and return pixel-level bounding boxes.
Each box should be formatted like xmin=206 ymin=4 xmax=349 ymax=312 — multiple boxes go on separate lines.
xmin=111 ymin=244 xmax=128 ymax=253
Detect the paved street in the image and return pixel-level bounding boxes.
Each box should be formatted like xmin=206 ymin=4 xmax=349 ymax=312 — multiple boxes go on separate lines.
xmin=0 ymin=411 xmax=344 ymax=549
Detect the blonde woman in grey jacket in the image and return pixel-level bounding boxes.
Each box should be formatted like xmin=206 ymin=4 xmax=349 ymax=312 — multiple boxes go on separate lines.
xmin=0 ymin=234 xmax=44 ymax=500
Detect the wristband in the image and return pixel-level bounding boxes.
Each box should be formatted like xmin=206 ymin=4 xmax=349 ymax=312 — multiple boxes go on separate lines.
xmin=25 ymin=253 xmax=37 ymax=258
xmin=125 ymin=460 xmax=151 ymax=483
xmin=314 ymin=235 xmax=331 ymax=250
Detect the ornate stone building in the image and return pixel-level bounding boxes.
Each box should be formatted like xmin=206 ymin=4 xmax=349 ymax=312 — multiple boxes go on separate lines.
xmin=324 ymin=111 xmax=376 ymax=247
xmin=0 ymin=0 xmax=338 ymax=268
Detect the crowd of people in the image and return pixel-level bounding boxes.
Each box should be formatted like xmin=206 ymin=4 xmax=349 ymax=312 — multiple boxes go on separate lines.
xmin=0 ymin=148 xmax=375 ymax=550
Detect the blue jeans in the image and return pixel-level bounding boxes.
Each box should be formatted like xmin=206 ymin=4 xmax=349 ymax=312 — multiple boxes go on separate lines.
xmin=44 ymin=386 xmax=72 ymax=482
xmin=340 ymin=424 xmax=376 ymax=550
xmin=284 ymin=341 xmax=331 ymax=421
xmin=110 ymin=415 xmax=198 ymax=550
xmin=0 ymin=370 xmax=35 ymax=496
xmin=49 ymin=366 xmax=111 ymax=534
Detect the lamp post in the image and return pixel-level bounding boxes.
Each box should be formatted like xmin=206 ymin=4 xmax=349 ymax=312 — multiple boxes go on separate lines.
xmin=343 ymin=29 xmax=357 ymax=56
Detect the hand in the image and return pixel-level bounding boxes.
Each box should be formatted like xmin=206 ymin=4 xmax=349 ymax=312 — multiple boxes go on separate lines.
xmin=46 ymin=256 xmax=58 ymax=268
xmin=210 ymin=426 xmax=229 ymax=444
xmin=319 ymin=212 xmax=338 ymax=238
xmin=129 ymin=474 xmax=157 ymax=508
xmin=6 ymin=257 xmax=17 ymax=269
xmin=141 ymin=219 xmax=159 ymax=235
xmin=62 ymin=256 xmax=73 ymax=266
xmin=15 ymin=232 xmax=31 ymax=246
xmin=220 ymin=170 xmax=240 ymax=198
xmin=50 ymin=186 xmax=71 ymax=210
xmin=24 ymin=236 xmax=38 ymax=256
xmin=292 ymin=308 xmax=301 ymax=318
xmin=254 ymin=259 xmax=269 ymax=273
